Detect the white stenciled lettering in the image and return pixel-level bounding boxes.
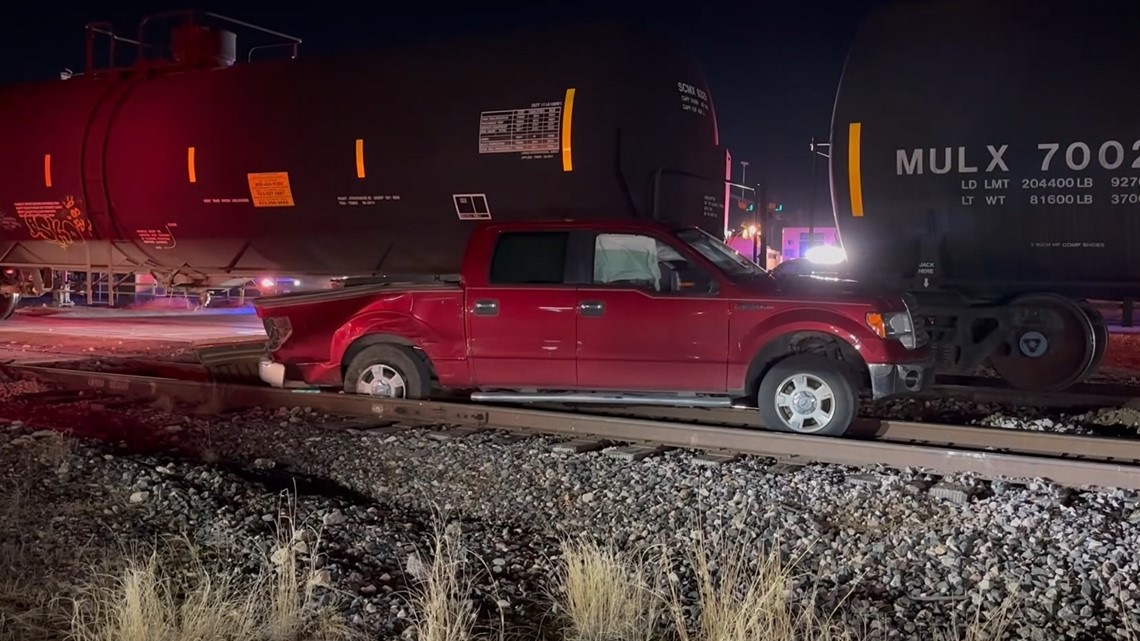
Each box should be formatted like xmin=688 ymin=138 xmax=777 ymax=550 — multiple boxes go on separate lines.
xmin=1065 ymin=142 xmax=1090 ymax=170
xmin=676 ymin=81 xmax=709 ymax=116
xmin=897 ymin=149 xmax=922 ymax=175
xmin=1039 ymin=143 xmax=1060 ymax=171
xmin=930 ymin=148 xmax=952 ymax=175
xmin=958 ymin=147 xmax=978 ymax=173
xmin=1037 ymin=140 xmax=1140 ymax=171
xmin=676 ymin=82 xmax=708 ymax=101
xmin=1021 ymin=177 xmax=1092 ymax=189
xmin=1029 ymin=194 xmax=1094 ymax=205
xmin=896 ymin=145 xmax=1007 ymax=175
xmin=985 ymin=178 xmax=1009 ymax=189
xmin=895 ymin=139 xmax=1140 ymax=175
xmin=961 ymin=179 xmax=977 ymax=190
xmin=985 ymin=195 xmax=1006 ymax=205
xmin=986 ymin=145 xmax=1009 ymax=172
xmin=1099 ymin=141 xmax=1124 ymax=170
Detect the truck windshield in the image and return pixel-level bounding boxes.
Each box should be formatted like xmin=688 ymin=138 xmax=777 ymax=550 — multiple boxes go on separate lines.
xmin=675 ymin=228 xmax=769 ymax=281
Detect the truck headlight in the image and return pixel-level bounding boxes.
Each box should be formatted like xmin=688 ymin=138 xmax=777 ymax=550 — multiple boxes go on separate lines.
xmin=865 ymin=311 xmax=916 ymax=349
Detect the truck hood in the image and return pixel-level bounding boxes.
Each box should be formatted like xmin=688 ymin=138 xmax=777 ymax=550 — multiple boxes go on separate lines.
xmin=736 ymin=273 xmax=905 ymax=310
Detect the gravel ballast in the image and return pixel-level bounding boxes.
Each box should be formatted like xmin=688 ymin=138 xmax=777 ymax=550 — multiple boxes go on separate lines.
xmin=4 ymin=375 xmax=1139 ymax=641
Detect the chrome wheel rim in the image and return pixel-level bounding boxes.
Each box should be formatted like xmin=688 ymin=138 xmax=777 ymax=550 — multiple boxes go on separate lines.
xmin=356 ymin=364 xmax=407 ymax=398
xmin=773 ymin=373 xmax=835 ymax=433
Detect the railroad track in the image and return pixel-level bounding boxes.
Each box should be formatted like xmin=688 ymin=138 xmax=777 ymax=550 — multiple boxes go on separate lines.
xmin=0 ymin=340 xmax=264 ymax=382
xmin=931 ymin=374 xmax=1140 ymax=408
xmin=4 ymin=363 xmax=1140 ymax=492
xmin=9 ymin=333 xmax=1140 ymax=409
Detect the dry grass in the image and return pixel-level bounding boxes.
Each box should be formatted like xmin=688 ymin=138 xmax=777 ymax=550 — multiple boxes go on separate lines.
xmin=1 ymin=431 xmax=79 ymax=641
xmin=67 ymin=512 xmax=359 ymax=641
xmin=554 ymin=540 xmax=662 ymax=641
xmin=0 ymin=432 xmax=1125 ymax=641
xmin=550 ymin=533 xmax=855 ymax=641
xmin=406 ymin=520 xmax=480 ymax=641
xmin=665 ymin=537 xmax=852 ymax=641
xmin=551 ymin=534 xmax=1040 ymax=641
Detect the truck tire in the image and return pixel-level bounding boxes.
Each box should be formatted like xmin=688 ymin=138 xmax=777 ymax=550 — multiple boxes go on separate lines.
xmin=757 ymin=354 xmax=857 ymax=437
xmin=343 ymin=344 xmax=432 ymax=399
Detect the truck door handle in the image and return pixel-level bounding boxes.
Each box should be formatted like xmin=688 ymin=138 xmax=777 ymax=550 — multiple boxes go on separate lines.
xmin=473 ymin=299 xmax=499 ymax=316
xmin=579 ymin=300 xmax=605 ymax=316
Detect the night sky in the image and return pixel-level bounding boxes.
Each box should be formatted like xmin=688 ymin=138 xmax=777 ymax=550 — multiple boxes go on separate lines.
xmin=0 ymin=0 xmax=874 ymax=222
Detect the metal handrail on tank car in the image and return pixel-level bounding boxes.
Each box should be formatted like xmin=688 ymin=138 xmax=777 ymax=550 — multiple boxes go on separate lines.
xmin=137 ymin=10 xmax=302 ymax=66
xmin=83 ymin=22 xmax=141 ymax=76
xmin=82 ymin=9 xmax=302 ymax=76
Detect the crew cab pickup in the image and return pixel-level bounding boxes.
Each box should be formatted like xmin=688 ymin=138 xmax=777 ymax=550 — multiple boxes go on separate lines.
xmin=254 ymin=220 xmax=931 ymax=436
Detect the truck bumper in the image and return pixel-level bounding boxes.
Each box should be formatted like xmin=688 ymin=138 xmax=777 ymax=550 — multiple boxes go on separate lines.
xmin=259 ymin=358 xmax=287 ymax=388
xmin=867 ymin=361 xmax=932 ymax=400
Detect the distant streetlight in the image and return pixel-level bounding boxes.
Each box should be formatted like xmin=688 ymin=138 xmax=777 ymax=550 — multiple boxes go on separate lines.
xmin=808 ymin=137 xmax=831 ymax=240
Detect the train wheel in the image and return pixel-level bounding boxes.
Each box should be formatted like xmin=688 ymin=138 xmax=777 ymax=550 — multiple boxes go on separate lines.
xmin=757 ymin=354 xmax=857 ymax=437
xmin=989 ymin=293 xmax=1097 ymax=392
xmin=0 ymin=293 xmax=19 ymax=321
xmin=343 ymin=344 xmax=431 ymax=399
xmin=1079 ymin=302 xmax=1109 ymax=377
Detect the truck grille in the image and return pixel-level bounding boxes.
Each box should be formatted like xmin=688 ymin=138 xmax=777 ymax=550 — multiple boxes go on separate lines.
xmin=263 ymin=316 xmax=293 ymax=352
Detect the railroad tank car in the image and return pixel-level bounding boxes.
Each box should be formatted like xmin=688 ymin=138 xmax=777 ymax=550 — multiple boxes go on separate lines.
xmin=829 ymin=0 xmax=1140 ymax=392
xmin=0 ymin=14 xmax=729 ymax=318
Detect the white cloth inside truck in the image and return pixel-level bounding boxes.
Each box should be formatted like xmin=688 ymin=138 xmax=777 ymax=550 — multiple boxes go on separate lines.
xmin=593 ymin=234 xmax=663 ymax=290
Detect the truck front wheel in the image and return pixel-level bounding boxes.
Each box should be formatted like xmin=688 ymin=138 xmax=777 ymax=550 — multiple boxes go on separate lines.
xmin=343 ymin=344 xmax=432 ymax=399
xmin=757 ymin=354 xmax=857 ymax=437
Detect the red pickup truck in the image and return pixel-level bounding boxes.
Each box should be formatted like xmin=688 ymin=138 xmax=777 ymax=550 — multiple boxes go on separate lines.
xmin=254 ymin=220 xmax=931 ymax=436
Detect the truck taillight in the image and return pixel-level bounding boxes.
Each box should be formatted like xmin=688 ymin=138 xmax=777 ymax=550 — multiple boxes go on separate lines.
xmin=263 ymin=317 xmax=293 ymax=351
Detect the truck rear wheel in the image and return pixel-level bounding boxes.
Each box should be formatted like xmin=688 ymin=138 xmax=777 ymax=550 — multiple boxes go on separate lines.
xmin=757 ymin=354 xmax=857 ymax=437
xmin=343 ymin=343 xmax=432 ymax=399
xmin=0 ymin=293 xmax=19 ymax=321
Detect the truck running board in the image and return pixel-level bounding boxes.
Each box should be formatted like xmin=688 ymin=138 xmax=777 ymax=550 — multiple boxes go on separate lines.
xmin=469 ymin=391 xmax=732 ymax=408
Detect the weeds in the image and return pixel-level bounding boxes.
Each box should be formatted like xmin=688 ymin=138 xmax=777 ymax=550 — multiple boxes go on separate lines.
xmin=406 ymin=519 xmax=480 ymax=641
xmin=67 ymin=513 xmax=359 ymax=641
xmin=554 ymin=539 xmax=662 ymax=641
xmin=0 ymin=432 xmax=1109 ymax=641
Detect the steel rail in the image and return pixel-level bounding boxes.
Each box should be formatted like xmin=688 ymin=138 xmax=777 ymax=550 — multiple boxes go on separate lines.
xmin=931 ymin=374 xmax=1140 ymax=408
xmin=5 ymin=364 xmax=1140 ymax=491
xmin=537 ymin=405 xmax=1140 ymax=463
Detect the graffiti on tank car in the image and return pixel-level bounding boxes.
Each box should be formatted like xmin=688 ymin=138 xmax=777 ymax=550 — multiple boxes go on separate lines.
xmin=13 ymin=196 xmax=93 ymax=248
xmin=0 ymin=211 xmax=19 ymax=232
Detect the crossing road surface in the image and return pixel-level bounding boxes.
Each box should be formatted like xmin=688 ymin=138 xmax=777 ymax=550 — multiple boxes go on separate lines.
xmin=2 ymin=306 xmax=266 ymax=344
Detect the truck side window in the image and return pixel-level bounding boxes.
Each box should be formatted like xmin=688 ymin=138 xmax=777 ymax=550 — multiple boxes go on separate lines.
xmin=593 ymin=233 xmax=714 ymax=294
xmin=488 ymin=231 xmax=569 ymax=284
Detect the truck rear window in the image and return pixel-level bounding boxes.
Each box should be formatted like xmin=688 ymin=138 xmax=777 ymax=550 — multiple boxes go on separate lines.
xmin=489 ymin=232 xmax=568 ymax=284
